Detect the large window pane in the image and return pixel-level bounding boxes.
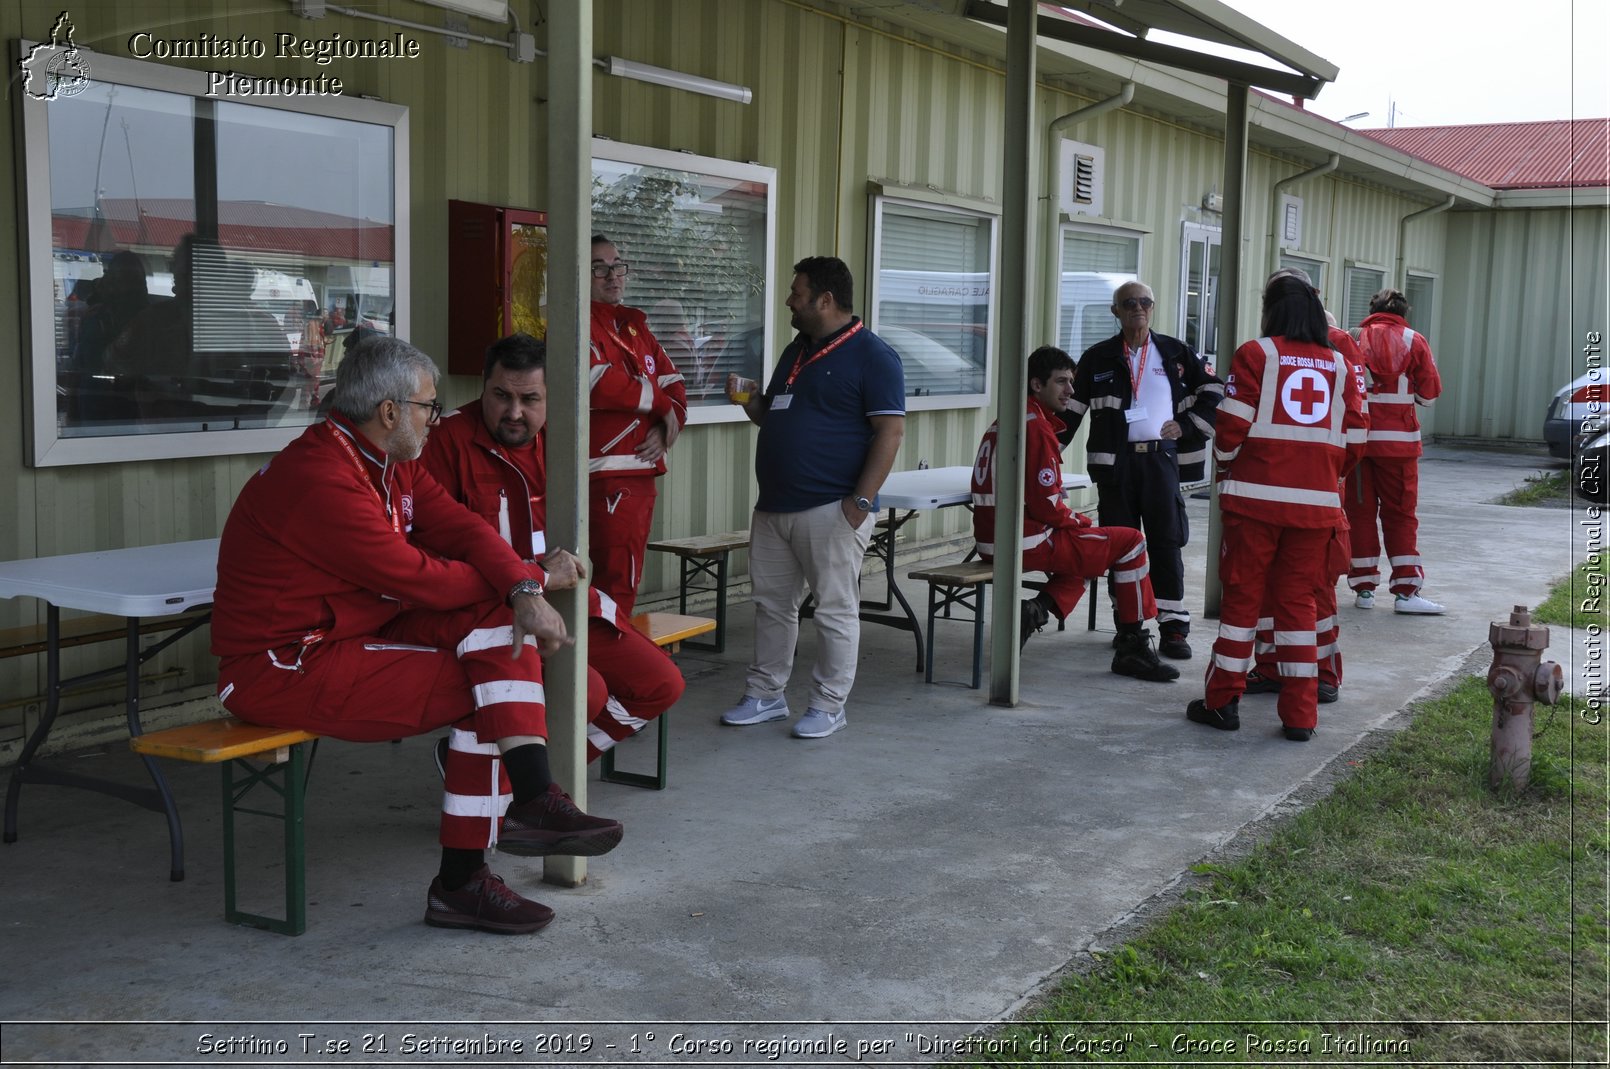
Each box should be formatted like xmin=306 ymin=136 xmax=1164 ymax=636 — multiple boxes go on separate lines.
xmin=871 ymin=199 xmax=995 ymax=402
xmin=1059 ymin=225 xmax=1138 ymax=355
xmin=21 ymin=47 xmax=406 ymax=465
xmin=1278 ymin=252 xmax=1326 ymax=297
xmin=591 ymin=143 xmax=774 ymax=413
xmin=1405 ymin=272 xmax=1436 ymax=337
xmin=1344 ymin=266 xmax=1386 ymax=332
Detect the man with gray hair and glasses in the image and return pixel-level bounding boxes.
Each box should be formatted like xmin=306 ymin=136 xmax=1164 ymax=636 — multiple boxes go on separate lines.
xmin=1061 ymin=280 xmax=1223 ymax=661
xmin=212 ymin=335 xmax=621 ymax=936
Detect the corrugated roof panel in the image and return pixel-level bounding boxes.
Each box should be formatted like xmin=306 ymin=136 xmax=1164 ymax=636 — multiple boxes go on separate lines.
xmin=1360 ymin=119 xmax=1609 ymax=190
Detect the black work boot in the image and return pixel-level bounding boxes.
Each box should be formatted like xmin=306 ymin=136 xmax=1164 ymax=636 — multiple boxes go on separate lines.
xmin=1019 ymin=597 xmax=1051 ymax=651
xmin=1186 ymin=697 xmax=1241 ymax=731
xmin=1111 ymin=628 xmax=1180 ymax=682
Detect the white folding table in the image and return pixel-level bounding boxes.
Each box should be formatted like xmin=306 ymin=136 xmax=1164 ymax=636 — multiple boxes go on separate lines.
xmin=0 ymin=538 xmax=219 ymax=881
xmin=838 ymin=466 xmax=1091 ymax=670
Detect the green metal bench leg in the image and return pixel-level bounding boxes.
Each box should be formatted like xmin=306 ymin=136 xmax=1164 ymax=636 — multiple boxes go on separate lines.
xmin=970 ymin=583 xmax=985 ymax=689
xmin=677 ymin=553 xmax=727 ymax=653
xmin=923 ymin=580 xmax=988 ymax=689
xmin=599 ymin=712 xmax=669 ymax=791
xmin=222 ymin=740 xmax=311 ymax=936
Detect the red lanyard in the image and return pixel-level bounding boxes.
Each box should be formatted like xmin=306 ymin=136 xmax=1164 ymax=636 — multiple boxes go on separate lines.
xmin=599 ymin=315 xmax=645 ymax=376
xmin=326 ymin=421 xmax=401 ymax=535
xmin=785 ymin=320 xmax=863 ymax=391
xmin=1123 ymin=337 xmax=1150 ymax=401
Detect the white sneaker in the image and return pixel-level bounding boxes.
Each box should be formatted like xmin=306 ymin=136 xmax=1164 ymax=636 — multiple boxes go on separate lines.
xmin=1394 ymin=593 xmax=1446 ymax=615
xmin=719 ymin=694 xmax=790 ymax=726
xmin=790 ymin=707 xmax=846 ymax=739
xmin=1354 ymin=590 xmax=1375 ymax=610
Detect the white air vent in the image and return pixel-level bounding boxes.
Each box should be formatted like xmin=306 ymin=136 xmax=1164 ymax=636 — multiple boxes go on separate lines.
xmin=1279 ymin=193 xmax=1304 ymax=246
xmin=1059 ymin=140 xmax=1105 ymax=217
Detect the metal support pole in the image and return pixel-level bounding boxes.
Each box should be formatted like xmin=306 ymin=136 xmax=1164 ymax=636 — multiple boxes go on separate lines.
xmin=1202 ymin=81 xmax=1248 ymax=619
xmin=988 ymin=0 xmax=1036 ymax=705
xmin=542 ymin=0 xmax=592 ymax=888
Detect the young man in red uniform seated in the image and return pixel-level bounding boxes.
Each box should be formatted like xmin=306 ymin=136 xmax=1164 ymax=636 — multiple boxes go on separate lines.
xmin=1187 ymin=274 xmax=1367 ymax=740
xmin=212 ymin=335 xmax=623 ymax=936
xmin=422 ymin=332 xmax=685 ymax=766
xmin=970 ymin=345 xmax=1178 ymax=682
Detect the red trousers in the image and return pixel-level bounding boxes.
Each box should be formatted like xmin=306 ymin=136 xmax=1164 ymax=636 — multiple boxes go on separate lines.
xmin=1205 ymin=516 xmax=1329 ymax=730
xmin=217 ymin=599 xmax=549 ymax=850
xmin=589 ymin=474 xmax=658 ymax=616
xmin=581 ymin=617 xmax=684 ymax=761
xmin=1344 ymin=457 xmax=1423 ymax=596
xmin=1255 ymin=527 xmax=1348 ymax=688
xmin=1019 ymin=525 xmax=1156 ymax=624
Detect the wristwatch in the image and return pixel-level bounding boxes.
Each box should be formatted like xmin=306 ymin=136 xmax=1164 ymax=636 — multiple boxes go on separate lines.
xmin=507 ymin=578 xmax=545 ymax=604
xmin=853 ymin=495 xmax=874 ymax=512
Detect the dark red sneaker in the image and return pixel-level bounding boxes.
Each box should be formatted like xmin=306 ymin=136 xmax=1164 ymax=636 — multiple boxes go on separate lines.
xmin=498 ymin=783 xmax=624 ymax=858
xmin=424 ymin=865 xmax=554 ymax=934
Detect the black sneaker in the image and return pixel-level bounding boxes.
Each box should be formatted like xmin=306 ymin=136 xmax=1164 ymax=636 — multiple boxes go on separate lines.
xmin=1244 ymin=670 xmax=1282 ymax=694
xmin=1111 ymin=629 xmax=1180 ymax=682
xmin=499 ymin=783 xmax=624 ymax=858
xmin=1158 ymin=632 xmax=1192 ymax=660
xmin=1186 ymin=697 xmax=1240 ymax=731
xmin=1282 ymin=726 xmax=1314 ymax=742
xmin=1319 ymin=682 xmax=1339 ymax=704
xmin=424 ymin=865 xmax=555 ymax=934
xmin=1019 ymin=598 xmax=1050 ymax=651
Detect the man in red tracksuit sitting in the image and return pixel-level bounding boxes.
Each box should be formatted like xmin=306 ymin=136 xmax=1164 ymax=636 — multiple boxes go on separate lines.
xmin=422 ymin=332 xmax=685 ymax=767
xmin=213 ymin=335 xmax=622 ymax=937
xmin=970 ymin=345 xmax=1177 ymax=682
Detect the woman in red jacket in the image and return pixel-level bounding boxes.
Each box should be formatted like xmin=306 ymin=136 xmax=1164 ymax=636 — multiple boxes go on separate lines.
xmin=1186 ymin=273 xmax=1366 ymax=741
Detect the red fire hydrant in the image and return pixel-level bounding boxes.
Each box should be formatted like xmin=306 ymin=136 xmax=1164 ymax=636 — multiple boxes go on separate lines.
xmin=1487 ymin=605 xmax=1564 ymax=790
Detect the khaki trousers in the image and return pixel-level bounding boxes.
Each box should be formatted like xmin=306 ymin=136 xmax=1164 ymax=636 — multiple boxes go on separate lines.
xmin=745 ymin=501 xmax=875 ymax=714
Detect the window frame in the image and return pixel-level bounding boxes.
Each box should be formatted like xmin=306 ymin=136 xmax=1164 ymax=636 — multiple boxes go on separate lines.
xmin=589 ymin=138 xmax=777 ymax=427
xmin=17 ymin=43 xmax=410 ymax=467
xmin=1405 ymin=269 xmax=1439 ymax=337
xmin=867 ymin=193 xmax=1000 ymax=412
xmin=1277 ymin=252 xmax=1328 ymax=302
xmin=1343 ymin=261 xmax=1389 ymax=334
xmin=1056 ymin=220 xmax=1144 ymax=357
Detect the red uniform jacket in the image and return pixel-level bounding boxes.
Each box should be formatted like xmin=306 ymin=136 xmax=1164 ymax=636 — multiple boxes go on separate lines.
xmin=421 ymin=402 xmax=629 ymax=629
xmin=1356 ymin=311 xmax=1441 ymax=458
xmin=213 ymin=415 xmax=544 ymax=657
xmin=970 ymin=396 xmax=1090 ymax=557
xmin=1214 ymin=337 xmax=1368 ymax=529
xmin=588 ymin=302 xmax=688 ymax=479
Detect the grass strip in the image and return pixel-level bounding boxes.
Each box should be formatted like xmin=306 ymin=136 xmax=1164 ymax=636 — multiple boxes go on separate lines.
xmin=964 ymin=679 xmax=1608 ymax=1066
xmin=1497 ymin=468 xmax=1572 ymax=507
xmin=1535 ymin=554 xmax=1610 ymax=632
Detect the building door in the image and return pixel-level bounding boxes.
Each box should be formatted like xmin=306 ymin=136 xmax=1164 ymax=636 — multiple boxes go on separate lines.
xmin=1178 ymin=222 xmax=1221 ymax=360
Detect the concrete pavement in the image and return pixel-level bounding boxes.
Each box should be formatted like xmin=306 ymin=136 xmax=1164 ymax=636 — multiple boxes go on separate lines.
xmin=0 ymin=444 xmax=1598 ymax=1065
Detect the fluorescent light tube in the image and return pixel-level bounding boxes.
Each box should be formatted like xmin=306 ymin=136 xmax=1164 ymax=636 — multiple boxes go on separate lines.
xmin=602 ymin=56 xmax=753 ymax=105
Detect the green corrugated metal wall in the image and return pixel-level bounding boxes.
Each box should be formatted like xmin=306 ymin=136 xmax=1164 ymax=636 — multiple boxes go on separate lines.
xmin=2 ymin=0 xmax=1588 ymax=742
xmin=1436 ymin=203 xmax=1609 ymax=441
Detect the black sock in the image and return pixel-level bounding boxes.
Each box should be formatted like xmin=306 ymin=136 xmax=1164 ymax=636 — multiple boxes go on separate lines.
xmin=438 ymin=847 xmax=485 ymax=891
xmin=1116 ymin=620 xmax=1142 ymax=638
xmin=501 ymin=742 xmax=553 ymax=805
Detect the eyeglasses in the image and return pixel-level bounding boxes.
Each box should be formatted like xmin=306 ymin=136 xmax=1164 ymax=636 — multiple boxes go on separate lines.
xmin=395 ymin=398 xmax=443 ymax=424
xmin=1119 ymin=297 xmax=1155 ymax=311
xmin=591 ymin=262 xmax=630 ymax=279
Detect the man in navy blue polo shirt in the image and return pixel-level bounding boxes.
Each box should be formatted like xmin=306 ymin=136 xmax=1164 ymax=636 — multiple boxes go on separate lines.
xmin=720 ymin=256 xmax=906 ymax=739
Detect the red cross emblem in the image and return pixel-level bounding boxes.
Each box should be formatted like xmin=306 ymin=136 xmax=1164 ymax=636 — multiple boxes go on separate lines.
xmin=1280 ymin=369 xmax=1330 ymax=425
